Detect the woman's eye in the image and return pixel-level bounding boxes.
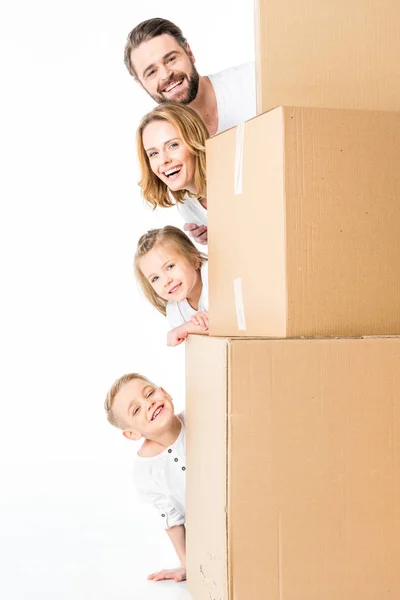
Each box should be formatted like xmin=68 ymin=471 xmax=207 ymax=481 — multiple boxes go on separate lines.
xmin=169 ymin=142 xmax=178 ymax=150
xmin=148 ymin=151 xmax=157 ymax=159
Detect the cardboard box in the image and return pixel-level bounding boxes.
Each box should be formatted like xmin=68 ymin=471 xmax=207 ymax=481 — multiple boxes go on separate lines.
xmin=207 ymin=106 xmax=400 ymax=338
xmin=186 ymin=335 xmax=400 ymax=600
xmin=255 ymin=0 xmax=400 ymax=114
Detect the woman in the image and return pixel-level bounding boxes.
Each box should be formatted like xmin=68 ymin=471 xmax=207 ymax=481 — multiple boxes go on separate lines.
xmin=137 ymin=103 xmax=209 ymax=244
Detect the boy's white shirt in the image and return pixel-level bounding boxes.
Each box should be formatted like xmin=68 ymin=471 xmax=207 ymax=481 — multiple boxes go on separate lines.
xmin=132 ymin=412 xmax=186 ymax=530
xmin=166 ymin=261 xmax=208 ymax=328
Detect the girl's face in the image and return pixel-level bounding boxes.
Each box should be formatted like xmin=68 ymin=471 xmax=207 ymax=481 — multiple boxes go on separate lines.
xmin=139 ymin=242 xmax=201 ymax=304
xmin=142 ymin=120 xmax=197 ymax=194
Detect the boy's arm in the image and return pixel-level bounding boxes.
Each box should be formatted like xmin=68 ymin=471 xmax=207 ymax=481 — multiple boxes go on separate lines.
xmin=147 ymin=524 xmax=186 ymax=582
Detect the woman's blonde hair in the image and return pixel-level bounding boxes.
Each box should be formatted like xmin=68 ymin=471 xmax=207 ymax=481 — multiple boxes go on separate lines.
xmin=134 ymin=225 xmax=208 ymax=316
xmin=137 ymin=103 xmax=209 ymax=209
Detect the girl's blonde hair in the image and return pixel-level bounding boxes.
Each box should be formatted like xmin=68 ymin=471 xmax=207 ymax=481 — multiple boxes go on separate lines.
xmin=137 ymin=103 xmax=209 ymax=209
xmin=134 ymin=225 xmax=208 ymax=316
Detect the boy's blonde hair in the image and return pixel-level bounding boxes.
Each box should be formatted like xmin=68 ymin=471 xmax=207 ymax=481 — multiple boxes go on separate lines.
xmin=105 ymin=372 xmax=154 ymax=429
xmin=137 ymin=103 xmax=209 ymax=209
xmin=134 ymin=225 xmax=208 ymax=316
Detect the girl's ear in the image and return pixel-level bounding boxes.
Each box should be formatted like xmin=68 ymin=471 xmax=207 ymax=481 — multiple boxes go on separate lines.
xmin=122 ymin=429 xmax=141 ymax=441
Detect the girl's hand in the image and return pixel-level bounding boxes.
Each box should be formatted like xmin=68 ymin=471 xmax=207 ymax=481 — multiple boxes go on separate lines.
xmin=147 ymin=565 xmax=186 ymax=583
xmin=191 ymin=311 xmax=209 ymax=331
xmin=167 ymin=324 xmax=190 ymax=347
xmin=183 ymin=222 xmax=208 ymax=245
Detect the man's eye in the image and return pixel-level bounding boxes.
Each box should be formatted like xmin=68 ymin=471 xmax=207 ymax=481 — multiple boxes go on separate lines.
xmin=146 ymin=69 xmax=156 ymax=78
xmin=167 ymin=56 xmax=176 ymax=64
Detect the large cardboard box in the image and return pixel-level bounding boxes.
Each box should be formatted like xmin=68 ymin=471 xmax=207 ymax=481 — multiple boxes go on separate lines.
xmin=255 ymin=0 xmax=400 ymax=114
xmin=186 ymin=335 xmax=400 ymax=600
xmin=207 ymin=106 xmax=400 ymax=338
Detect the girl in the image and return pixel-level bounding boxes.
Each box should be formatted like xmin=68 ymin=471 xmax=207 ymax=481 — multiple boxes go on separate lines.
xmin=137 ymin=103 xmax=209 ymax=245
xmin=134 ymin=226 xmax=209 ymax=347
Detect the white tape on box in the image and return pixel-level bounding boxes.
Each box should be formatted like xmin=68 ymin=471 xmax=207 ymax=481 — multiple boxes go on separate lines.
xmin=234 ymin=123 xmax=245 ymax=195
xmin=233 ymin=277 xmax=247 ymax=331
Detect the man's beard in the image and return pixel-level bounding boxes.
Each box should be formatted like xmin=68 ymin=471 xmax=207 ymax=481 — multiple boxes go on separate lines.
xmin=151 ymin=64 xmax=200 ymax=105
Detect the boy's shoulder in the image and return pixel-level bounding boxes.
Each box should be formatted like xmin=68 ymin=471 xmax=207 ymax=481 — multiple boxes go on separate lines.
xmin=137 ymin=438 xmax=163 ymax=458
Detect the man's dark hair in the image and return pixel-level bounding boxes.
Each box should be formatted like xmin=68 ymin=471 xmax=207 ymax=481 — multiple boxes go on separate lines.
xmin=124 ymin=18 xmax=188 ymax=78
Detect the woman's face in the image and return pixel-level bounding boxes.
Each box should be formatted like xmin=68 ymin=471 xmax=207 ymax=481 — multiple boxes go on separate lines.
xmin=142 ymin=120 xmax=197 ymax=194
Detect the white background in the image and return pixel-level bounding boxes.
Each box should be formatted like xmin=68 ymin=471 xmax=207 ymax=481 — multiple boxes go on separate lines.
xmin=0 ymin=1 xmax=254 ymax=598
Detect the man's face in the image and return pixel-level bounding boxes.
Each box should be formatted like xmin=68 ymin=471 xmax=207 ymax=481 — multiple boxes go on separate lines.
xmin=130 ymin=34 xmax=200 ymax=104
xmin=113 ymin=378 xmax=175 ymax=441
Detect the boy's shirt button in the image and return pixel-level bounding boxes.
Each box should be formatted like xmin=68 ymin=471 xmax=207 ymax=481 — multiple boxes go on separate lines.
xmin=174 ymin=458 xmax=178 ymax=462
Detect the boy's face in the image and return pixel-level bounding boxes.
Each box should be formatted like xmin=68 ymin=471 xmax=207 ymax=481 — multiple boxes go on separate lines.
xmin=113 ymin=378 xmax=175 ymax=441
xmin=130 ymin=34 xmax=200 ymax=104
xmin=140 ymin=243 xmax=201 ymax=303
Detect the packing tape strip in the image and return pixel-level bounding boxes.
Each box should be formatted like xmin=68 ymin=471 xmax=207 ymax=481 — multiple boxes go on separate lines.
xmin=234 ymin=122 xmax=245 ymax=195
xmin=233 ymin=277 xmax=247 ymax=331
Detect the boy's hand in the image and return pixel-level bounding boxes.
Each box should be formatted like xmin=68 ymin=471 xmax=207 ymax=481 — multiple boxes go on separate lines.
xmin=183 ymin=222 xmax=208 ymax=245
xmin=147 ymin=566 xmax=186 ymax=582
xmin=191 ymin=311 xmax=209 ymax=330
xmin=167 ymin=324 xmax=190 ymax=347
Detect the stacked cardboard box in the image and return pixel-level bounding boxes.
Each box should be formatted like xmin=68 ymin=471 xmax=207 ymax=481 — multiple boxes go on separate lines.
xmin=186 ymin=1 xmax=400 ymax=598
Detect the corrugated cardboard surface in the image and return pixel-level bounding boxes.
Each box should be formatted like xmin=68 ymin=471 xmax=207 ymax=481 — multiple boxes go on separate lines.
xmin=186 ymin=336 xmax=228 ymax=600
xmin=255 ymin=0 xmax=400 ymax=114
xmin=207 ymin=106 xmax=400 ymax=338
xmin=207 ymin=108 xmax=287 ymax=337
xmin=186 ymin=335 xmax=400 ymax=600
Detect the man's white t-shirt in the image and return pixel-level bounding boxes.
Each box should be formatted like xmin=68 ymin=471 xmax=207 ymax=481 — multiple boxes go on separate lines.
xmin=132 ymin=412 xmax=186 ymax=530
xmin=208 ymin=62 xmax=256 ymax=135
xmin=166 ymin=262 xmax=208 ymax=328
xmin=176 ymin=63 xmax=256 ymax=226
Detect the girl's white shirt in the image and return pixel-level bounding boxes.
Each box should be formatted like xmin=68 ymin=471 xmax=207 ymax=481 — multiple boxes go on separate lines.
xmin=132 ymin=412 xmax=186 ymax=530
xmin=166 ymin=262 xmax=208 ymax=328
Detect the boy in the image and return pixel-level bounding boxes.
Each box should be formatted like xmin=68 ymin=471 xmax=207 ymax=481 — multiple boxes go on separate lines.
xmin=104 ymin=373 xmax=186 ymax=582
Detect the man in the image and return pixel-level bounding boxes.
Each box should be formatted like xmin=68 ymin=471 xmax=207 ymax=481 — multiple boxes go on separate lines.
xmin=124 ymin=18 xmax=256 ymax=243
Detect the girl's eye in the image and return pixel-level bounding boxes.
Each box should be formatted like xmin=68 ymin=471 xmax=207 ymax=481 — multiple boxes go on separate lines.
xmin=133 ymin=407 xmax=139 ymax=416
xmin=167 ymin=264 xmax=175 ymax=270
xmin=151 ymin=276 xmax=159 ymax=283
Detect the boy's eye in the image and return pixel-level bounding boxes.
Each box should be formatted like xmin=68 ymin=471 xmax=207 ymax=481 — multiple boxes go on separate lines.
xmin=147 ymin=390 xmax=154 ymax=398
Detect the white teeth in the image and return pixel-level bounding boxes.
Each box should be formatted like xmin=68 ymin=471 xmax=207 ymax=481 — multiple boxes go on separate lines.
xmin=152 ymin=406 xmax=162 ymax=420
xmin=165 ymin=80 xmax=182 ymax=92
xmin=165 ymin=167 xmax=181 ymax=177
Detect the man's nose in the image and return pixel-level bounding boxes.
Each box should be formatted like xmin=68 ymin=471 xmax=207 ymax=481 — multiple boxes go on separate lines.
xmin=159 ymin=63 xmax=172 ymax=83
